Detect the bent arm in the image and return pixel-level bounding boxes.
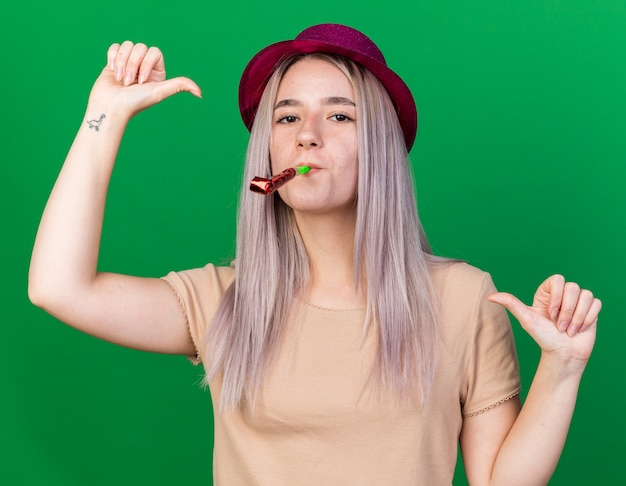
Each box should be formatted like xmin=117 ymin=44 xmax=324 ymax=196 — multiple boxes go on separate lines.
xmin=461 ymin=357 xmax=584 ymax=486
xmin=29 ymin=98 xmax=126 ymax=306
xmin=29 ymin=42 xmax=201 ymax=355
xmin=461 ymin=276 xmax=601 ymax=485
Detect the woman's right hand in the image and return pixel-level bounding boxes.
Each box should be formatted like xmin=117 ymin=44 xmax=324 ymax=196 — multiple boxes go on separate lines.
xmin=28 ymin=41 xmax=201 ymax=358
xmin=88 ymin=41 xmax=202 ymax=121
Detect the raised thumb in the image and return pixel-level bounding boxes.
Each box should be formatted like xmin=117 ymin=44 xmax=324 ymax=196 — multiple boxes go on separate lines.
xmin=152 ymin=76 xmax=202 ymax=101
xmin=487 ymin=292 xmax=533 ymax=325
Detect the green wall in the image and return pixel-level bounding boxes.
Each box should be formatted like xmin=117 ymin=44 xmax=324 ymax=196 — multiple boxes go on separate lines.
xmin=2 ymin=1 xmax=624 ymax=484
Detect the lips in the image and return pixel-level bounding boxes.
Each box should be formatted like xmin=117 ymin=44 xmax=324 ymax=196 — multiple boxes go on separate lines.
xmin=297 ymin=163 xmax=321 ymax=171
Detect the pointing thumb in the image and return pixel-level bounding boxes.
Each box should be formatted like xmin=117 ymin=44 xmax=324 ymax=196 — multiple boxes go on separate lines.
xmin=487 ymin=292 xmax=533 ymax=325
xmin=153 ymin=76 xmax=202 ymax=101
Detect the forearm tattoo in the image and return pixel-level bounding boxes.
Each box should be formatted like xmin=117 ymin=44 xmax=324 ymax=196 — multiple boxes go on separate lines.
xmin=87 ymin=114 xmax=106 ymax=131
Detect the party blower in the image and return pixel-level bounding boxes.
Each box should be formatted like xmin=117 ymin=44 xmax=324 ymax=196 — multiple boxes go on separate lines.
xmin=249 ymin=166 xmax=311 ymax=195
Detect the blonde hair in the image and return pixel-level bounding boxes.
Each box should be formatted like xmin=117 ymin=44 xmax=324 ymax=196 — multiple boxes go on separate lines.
xmin=206 ymin=54 xmax=441 ymax=411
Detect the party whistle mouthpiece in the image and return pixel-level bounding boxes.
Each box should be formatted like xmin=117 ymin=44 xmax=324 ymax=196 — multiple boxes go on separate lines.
xmin=250 ymin=166 xmax=311 ymax=195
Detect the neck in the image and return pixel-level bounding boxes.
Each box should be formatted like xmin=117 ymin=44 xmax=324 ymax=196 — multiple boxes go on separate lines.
xmin=293 ymin=208 xmax=366 ymax=309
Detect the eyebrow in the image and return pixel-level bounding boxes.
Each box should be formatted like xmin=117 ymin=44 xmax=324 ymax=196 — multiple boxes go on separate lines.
xmin=273 ymin=96 xmax=356 ymax=110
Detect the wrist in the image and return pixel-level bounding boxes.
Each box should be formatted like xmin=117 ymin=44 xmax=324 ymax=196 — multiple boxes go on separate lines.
xmin=538 ymin=352 xmax=588 ymax=380
xmin=83 ymin=100 xmax=131 ymax=138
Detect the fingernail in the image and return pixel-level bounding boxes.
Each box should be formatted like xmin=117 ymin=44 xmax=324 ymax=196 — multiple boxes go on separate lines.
xmin=115 ymin=68 xmax=123 ymax=81
xmin=137 ymin=72 xmax=144 ymax=84
xmin=550 ymin=308 xmax=558 ymax=321
xmin=558 ymin=321 xmax=569 ymax=332
xmin=123 ymin=73 xmax=133 ymax=86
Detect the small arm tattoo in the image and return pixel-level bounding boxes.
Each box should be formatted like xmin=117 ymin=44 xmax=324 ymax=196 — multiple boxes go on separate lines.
xmin=87 ymin=114 xmax=106 ymax=131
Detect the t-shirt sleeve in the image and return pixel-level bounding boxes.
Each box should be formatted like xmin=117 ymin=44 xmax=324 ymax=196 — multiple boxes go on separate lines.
xmin=161 ymin=263 xmax=235 ymax=365
xmin=461 ymin=273 xmax=521 ymax=417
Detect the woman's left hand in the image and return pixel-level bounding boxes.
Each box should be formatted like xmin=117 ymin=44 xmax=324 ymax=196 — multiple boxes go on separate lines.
xmin=488 ymin=275 xmax=602 ymax=367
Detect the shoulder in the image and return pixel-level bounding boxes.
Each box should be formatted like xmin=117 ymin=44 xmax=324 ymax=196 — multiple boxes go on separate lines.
xmin=429 ymin=260 xmax=496 ymax=302
xmin=428 ymin=260 xmax=509 ymax=343
xmin=162 ymin=261 xmax=236 ymax=299
xmin=161 ymin=262 xmax=236 ymax=361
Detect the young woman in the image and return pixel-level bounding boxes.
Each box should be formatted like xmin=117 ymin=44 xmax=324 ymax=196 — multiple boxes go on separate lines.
xmin=29 ymin=24 xmax=601 ymax=485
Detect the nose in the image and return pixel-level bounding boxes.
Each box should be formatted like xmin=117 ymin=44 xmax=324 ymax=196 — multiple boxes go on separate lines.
xmin=296 ymin=116 xmax=322 ymax=149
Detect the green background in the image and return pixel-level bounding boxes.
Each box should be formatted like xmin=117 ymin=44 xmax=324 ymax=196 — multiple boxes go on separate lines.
xmin=2 ymin=1 xmax=624 ymax=484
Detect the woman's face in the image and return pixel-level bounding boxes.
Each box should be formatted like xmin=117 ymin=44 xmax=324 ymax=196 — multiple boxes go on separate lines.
xmin=269 ymin=57 xmax=358 ymax=216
